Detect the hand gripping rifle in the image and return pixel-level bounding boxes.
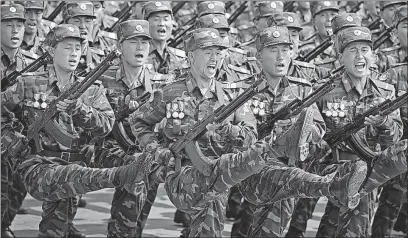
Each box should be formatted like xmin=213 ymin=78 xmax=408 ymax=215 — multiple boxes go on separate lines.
xmin=2 ymin=47 xmax=52 ymax=92
xmin=296 ymin=35 xmax=333 ymax=62
xmin=258 ymin=68 xmax=345 ymax=140
xmin=111 ymin=92 xmax=152 ymax=154
xmin=43 ymin=1 xmax=66 ymax=21
xmin=305 ymin=92 xmax=408 ymax=171
xmin=169 ymin=76 xmax=264 ymax=175
xmin=25 ymin=50 xmax=121 ymax=154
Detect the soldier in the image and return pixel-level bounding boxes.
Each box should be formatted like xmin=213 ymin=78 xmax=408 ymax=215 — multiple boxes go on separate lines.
xmin=373 ymin=1 xmax=407 ymax=50
xmin=1 ymin=4 xmax=36 ymax=237
xmin=1 ymin=24 xmax=163 ymax=238
xmin=377 ymin=5 xmax=408 ymax=72
xmin=143 ymin=1 xmax=189 ymax=76
xmin=61 ymin=2 xmax=104 ymax=73
xmin=312 ymin=26 xmax=404 ymax=237
xmin=295 ymin=1 xmax=312 ymax=24
xmin=21 ymin=1 xmax=46 ymax=54
xmin=129 ymin=27 xmax=384 ymax=238
xmin=94 ymin=19 xmax=171 ymax=238
xmin=372 ymin=6 xmax=408 ymax=237
xmin=299 ymin=1 xmax=339 ymax=70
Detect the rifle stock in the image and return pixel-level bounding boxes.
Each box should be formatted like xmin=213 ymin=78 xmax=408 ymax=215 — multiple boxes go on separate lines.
xmin=25 ymin=50 xmax=121 ymax=147
xmin=169 ymin=76 xmax=264 ymax=174
xmin=2 ymin=49 xmax=52 ymax=92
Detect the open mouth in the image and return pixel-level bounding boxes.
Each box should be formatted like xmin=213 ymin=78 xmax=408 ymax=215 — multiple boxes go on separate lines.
xmin=27 ymin=22 xmax=36 ymax=27
xmin=80 ymin=31 xmax=88 ymax=37
xmin=68 ymin=59 xmax=77 ymax=65
xmin=355 ymin=62 xmax=366 ymax=70
xmin=276 ymin=63 xmax=286 ymax=70
xmin=157 ymin=28 xmax=166 ymax=35
xmin=11 ymin=36 xmax=20 ymax=43
xmin=135 ymin=54 xmax=144 ymax=60
xmin=207 ymin=65 xmax=216 ymax=74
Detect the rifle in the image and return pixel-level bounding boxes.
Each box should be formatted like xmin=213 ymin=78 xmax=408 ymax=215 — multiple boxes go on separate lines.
xmin=284 ymin=1 xmax=295 ymax=12
xmin=258 ymin=68 xmax=345 ymax=140
xmin=368 ymin=18 xmax=382 ymax=31
xmin=106 ymin=2 xmax=137 ymax=33
xmin=172 ymin=2 xmax=187 ymax=16
xmin=225 ymin=1 xmax=235 ymax=12
xmin=2 ymin=48 xmax=52 ymax=92
xmin=25 ymin=50 xmax=121 ymax=153
xmin=169 ymin=76 xmax=264 ymax=175
xmin=349 ymin=1 xmax=363 ymax=13
xmin=168 ymin=24 xmax=195 ymax=48
xmin=305 ymin=92 xmax=408 ymax=171
xmin=296 ymin=36 xmax=333 ymax=62
xmin=111 ymin=92 xmax=152 ymax=154
xmin=172 ymin=13 xmax=198 ymax=37
xmin=44 ymin=1 xmax=66 ymax=21
xmin=228 ymin=1 xmax=248 ymax=25
xmin=373 ymin=24 xmax=394 ymax=50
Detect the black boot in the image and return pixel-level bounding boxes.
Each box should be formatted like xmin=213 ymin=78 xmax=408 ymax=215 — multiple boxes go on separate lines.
xmin=77 ymin=198 xmax=87 ymax=208
xmin=174 ymin=209 xmax=190 ymax=227
xmin=67 ymin=225 xmax=86 ymax=238
xmin=1 ymin=226 xmax=16 ymax=238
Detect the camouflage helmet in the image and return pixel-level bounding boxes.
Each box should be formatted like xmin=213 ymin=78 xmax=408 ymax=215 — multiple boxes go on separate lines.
xmin=183 ymin=28 xmax=227 ymax=53
xmin=267 ymin=12 xmax=302 ymax=32
xmin=142 ymin=1 xmax=173 ymax=20
xmin=62 ymin=2 xmax=96 ymax=22
xmin=254 ymin=1 xmax=284 ymax=21
xmin=117 ymin=20 xmax=151 ymax=42
xmin=256 ymin=26 xmax=292 ymax=52
xmin=337 ymin=26 xmax=372 ymax=53
xmin=1 ymin=4 xmax=25 ymax=22
xmin=332 ymin=13 xmax=362 ymax=35
xmin=197 ymin=1 xmax=226 ymax=17
xmin=44 ymin=24 xmax=84 ymax=47
xmin=310 ymin=1 xmax=339 ymax=18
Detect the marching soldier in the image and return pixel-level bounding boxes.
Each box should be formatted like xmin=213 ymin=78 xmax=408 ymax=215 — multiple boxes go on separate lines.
xmin=1 ymin=4 xmax=37 ymax=237
xmin=372 ymin=5 xmax=408 ymax=237
xmin=143 ymin=1 xmax=189 ymax=76
xmin=1 ymin=24 xmax=163 ymax=238
xmin=61 ymin=2 xmax=105 ymax=73
xmin=299 ymin=1 xmax=339 ymax=70
xmin=312 ymin=26 xmax=403 ymax=237
xmin=94 ymin=19 xmax=171 ymax=238
xmin=21 ymin=1 xmax=46 ymax=54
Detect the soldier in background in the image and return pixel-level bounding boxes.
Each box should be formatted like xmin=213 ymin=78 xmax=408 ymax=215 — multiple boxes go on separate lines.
xmin=21 ymin=1 xmax=46 ymax=54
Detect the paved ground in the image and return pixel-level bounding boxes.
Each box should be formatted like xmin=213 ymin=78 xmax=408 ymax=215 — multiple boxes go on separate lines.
xmin=11 ymin=185 xmax=406 ymax=237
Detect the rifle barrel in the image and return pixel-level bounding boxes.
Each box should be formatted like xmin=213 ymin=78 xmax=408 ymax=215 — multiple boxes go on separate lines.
xmin=44 ymin=1 xmax=66 ymax=21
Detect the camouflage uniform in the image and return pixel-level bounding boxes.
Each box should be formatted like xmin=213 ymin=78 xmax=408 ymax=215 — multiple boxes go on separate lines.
xmin=20 ymin=1 xmax=46 ymax=54
xmin=1 ymin=24 xmax=154 ymax=237
xmin=93 ymin=19 xmax=172 ymax=238
xmin=313 ymin=26 xmax=404 ymax=237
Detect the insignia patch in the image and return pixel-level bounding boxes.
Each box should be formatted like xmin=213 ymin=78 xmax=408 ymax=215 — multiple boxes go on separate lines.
xmin=155 ymin=2 xmax=162 ymax=7
xmin=210 ymin=32 xmax=218 ymax=38
xmin=9 ymin=6 xmax=16 ymax=12
xmin=135 ymin=25 xmax=144 ymax=32
xmin=299 ymin=143 xmax=309 ymax=161
xmin=354 ymin=30 xmax=362 ymax=36
xmin=324 ymin=1 xmax=331 ymax=7
xmin=80 ymin=3 xmax=87 ymax=10
xmin=287 ymin=16 xmax=294 ymax=23
xmin=347 ymin=15 xmax=353 ymax=22
xmin=208 ymin=3 xmax=214 ymax=9
xmin=273 ymin=31 xmax=280 ymax=38
xmin=213 ymin=17 xmax=219 ymax=23
xmin=271 ymin=2 xmax=277 ymax=8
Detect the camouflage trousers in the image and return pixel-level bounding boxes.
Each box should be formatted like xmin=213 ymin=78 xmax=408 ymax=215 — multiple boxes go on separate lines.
xmin=231 ymin=199 xmax=255 ymax=238
xmin=226 ymin=185 xmax=243 ymax=219
xmin=372 ymin=172 xmax=408 ymax=237
xmin=165 ymin=141 xmax=273 ymax=237
xmin=1 ymin=157 xmax=27 ymax=227
xmin=16 ymin=153 xmax=147 ymax=237
xmin=286 ymin=197 xmax=319 ymax=234
xmin=394 ymin=200 xmax=408 ymax=234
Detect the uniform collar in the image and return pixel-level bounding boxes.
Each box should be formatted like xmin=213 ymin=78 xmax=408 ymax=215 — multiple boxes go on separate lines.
xmin=342 ymin=72 xmax=374 ymax=98
xmin=186 ymin=73 xmax=220 ymax=99
xmin=258 ymin=71 xmax=289 ymax=96
xmin=149 ymin=41 xmax=169 ymax=58
xmin=1 ymin=47 xmax=24 ymax=65
xmin=47 ymin=65 xmax=76 ymax=92
xmin=116 ymin=63 xmax=152 ymax=91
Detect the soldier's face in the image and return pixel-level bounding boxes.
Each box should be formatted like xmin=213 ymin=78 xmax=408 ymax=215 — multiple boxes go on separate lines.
xmin=313 ymin=10 xmax=338 ymax=37
xmin=121 ymin=37 xmax=150 ymax=67
xmin=396 ymin=20 xmax=408 ymax=48
xmin=93 ymin=2 xmax=104 ymax=23
xmin=53 ymin=38 xmax=81 ymax=73
xmin=1 ymin=19 xmax=25 ymax=49
xmin=191 ymin=46 xmax=221 ymax=78
xmin=288 ymin=28 xmax=300 ymax=54
xmin=255 ymin=17 xmax=269 ymax=31
xmin=148 ymin=12 xmax=173 ymax=42
xmin=260 ymin=44 xmax=292 ymax=77
xmin=298 ymin=1 xmax=310 ymax=9
xmin=67 ymin=16 xmax=94 ymax=42
xmin=25 ymin=9 xmax=43 ymax=34
xmin=381 ymin=5 xmax=404 ymax=26
xmin=341 ymin=42 xmax=373 ymax=78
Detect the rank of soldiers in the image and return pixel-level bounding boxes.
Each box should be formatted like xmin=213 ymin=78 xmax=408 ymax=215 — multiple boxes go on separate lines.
xmin=1 ymin=1 xmax=408 ymax=238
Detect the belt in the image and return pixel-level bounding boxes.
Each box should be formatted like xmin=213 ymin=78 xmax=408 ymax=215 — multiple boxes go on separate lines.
xmin=36 ymin=150 xmax=85 ymax=163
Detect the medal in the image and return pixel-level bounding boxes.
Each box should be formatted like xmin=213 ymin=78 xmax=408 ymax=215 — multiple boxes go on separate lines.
xmin=253 ymin=100 xmax=259 ymax=107
xmin=33 ymin=94 xmax=40 ymax=108
xmin=166 ymin=103 xmax=171 ymax=111
xmin=325 ymin=111 xmax=332 ymax=117
xmin=179 ymin=101 xmax=185 ymax=111
xmin=172 ymin=111 xmax=179 ymax=118
xmin=332 ymin=111 xmax=338 ymax=117
xmin=327 ymin=102 xmax=333 ymax=110
xmin=259 ymin=109 xmax=266 ymax=116
xmin=259 ymin=101 xmax=265 ymax=109
xmin=253 ymin=107 xmax=259 ymax=115
xmin=178 ymin=112 xmax=185 ymax=119
xmin=172 ymin=102 xmax=179 ymax=110
xmin=166 ymin=111 xmax=172 ymax=118
xmin=333 ymin=103 xmax=339 ymax=110
xmin=339 ymin=111 xmax=345 ymax=117
xmin=40 ymin=94 xmax=47 ymax=109
xmin=340 ymin=103 xmax=345 ymax=110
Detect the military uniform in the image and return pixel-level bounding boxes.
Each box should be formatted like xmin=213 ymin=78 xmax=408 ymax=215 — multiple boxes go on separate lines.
xmin=1 ymin=24 xmax=156 ymax=238
xmin=20 ymin=1 xmax=46 ymax=54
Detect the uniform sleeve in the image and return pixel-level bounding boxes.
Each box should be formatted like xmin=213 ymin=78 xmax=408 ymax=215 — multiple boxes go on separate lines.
xmin=230 ymin=101 xmax=258 ymax=148
xmin=130 ymin=89 xmax=168 ymax=149
xmin=73 ymin=83 xmax=115 ymax=137
xmin=1 ymin=77 xmax=25 ymax=113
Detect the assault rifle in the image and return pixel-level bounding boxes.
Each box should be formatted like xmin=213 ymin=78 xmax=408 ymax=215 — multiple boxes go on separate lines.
xmin=349 ymin=1 xmax=363 ymax=13
xmin=169 ymin=24 xmax=195 ymax=47
xmin=258 ymin=68 xmax=345 ymax=140
xmin=43 ymin=1 xmax=66 ymax=21
xmin=228 ymin=1 xmax=248 ymax=25
xmin=25 ymin=50 xmax=121 ymax=153
xmin=170 ymin=76 xmax=264 ymax=175
xmin=284 ymin=1 xmax=295 ymax=12
xmin=111 ymin=92 xmax=152 ymax=154
xmin=172 ymin=2 xmax=187 ymax=16
xmin=296 ymin=35 xmax=333 ymax=62
xmin=2 ymin=48 xmax=52 ymax=92
xmin=305 ymin=92 xmax=408 ymax=171
xmin=373 ymin=24 xmax=394 ymax=50
xmin=368 ymin=18 xmax=382 ymax=31
xmin=106 ymin=2 xmax=137 ymax=33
